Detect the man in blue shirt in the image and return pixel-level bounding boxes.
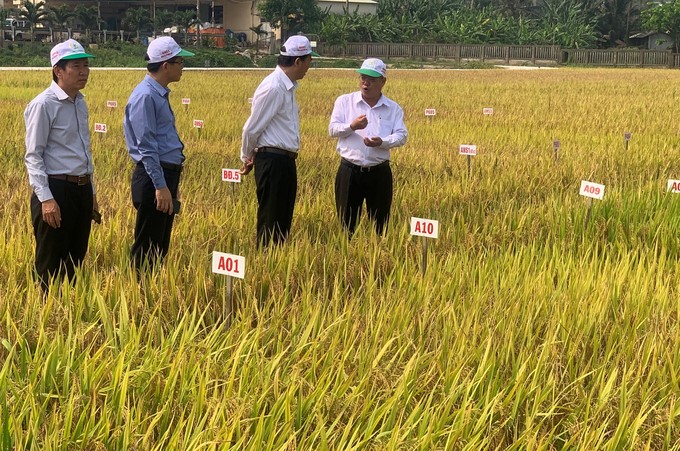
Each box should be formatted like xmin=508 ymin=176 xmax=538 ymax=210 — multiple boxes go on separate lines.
xmin=123 ymin=37 xmax=194 ymax=270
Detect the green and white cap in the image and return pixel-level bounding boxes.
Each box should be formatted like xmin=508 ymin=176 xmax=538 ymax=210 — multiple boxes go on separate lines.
xmin=50 ymin=39 xmax=94 ymax=66
xmin=357 ymin=58 xmax=386 ymax=78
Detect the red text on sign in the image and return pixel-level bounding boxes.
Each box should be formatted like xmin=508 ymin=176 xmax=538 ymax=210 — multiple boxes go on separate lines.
xmin=217 ymin=256 xmax=240 ymax=273
xmin=583 ymin=185 xmax=600 ymax=195
xmin=415 ymin=221 xmax=434 ymax=235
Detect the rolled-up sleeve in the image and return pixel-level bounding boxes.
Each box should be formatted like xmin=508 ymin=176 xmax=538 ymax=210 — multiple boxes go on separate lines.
xmin=24 ymin=101 xmax=53 ymax=202
xmin=126 ymin=95 xmax=166 ymax=189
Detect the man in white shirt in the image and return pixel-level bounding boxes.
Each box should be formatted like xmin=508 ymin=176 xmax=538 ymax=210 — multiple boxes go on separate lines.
xmin=24 ymin=39 xmax=98 ymax=290
xmin=329 ymin=58 xmax=408 ymax=235
xmin=240 ymin=35 xmax=318 ymax=247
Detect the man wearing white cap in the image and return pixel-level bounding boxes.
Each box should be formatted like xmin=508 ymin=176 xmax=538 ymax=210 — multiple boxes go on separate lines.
xmin=123 ymin=36 xmax=194 ymax=270
xmin=329 ymin=58 xmax=408 ymax=235
xmin=240 ymin=35 xmax=318 ymax=247
xmin=24 ymin=39 xmax=98 ymax=291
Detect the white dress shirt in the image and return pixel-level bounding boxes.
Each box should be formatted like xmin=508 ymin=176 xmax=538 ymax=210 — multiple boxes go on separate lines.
xmin=24 ymin=81 xmax=95 ymax=202
xmin=241 ymin=66 xmax=300 ymax=163
xmin=329 ymin=91 xmax=408 ymax=167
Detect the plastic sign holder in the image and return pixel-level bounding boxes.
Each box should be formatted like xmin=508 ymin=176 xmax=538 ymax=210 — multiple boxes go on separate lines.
xmin=212 ymin=251 xmax=245 ymax=318
xmin=624 ymin=132 xmax=631 ymax=151
xmin=410 ymin=217 xmax=439 ymax=275
xmin=579 ymin=180 xmax=605 ymax=228
xmin=94 ymin=123 xmax=107 ymax=139
xmin=553 ymin=139 xmax=560 ymax=162
xmin=222 ymin=168 xmax=241 ymax=194
xmin=667 ymin=179 xmax=680 ymax=193
xmin=459 ymin=144 xmax=477 ymax=177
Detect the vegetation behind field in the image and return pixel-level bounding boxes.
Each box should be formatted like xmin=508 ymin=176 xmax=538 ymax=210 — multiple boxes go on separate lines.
xmin=0 ymin=68 xmax=679 ymax=449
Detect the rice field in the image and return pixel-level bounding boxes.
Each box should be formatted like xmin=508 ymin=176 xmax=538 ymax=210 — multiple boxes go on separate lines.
xmin=0 ymin=67 xmax=679 ymax=449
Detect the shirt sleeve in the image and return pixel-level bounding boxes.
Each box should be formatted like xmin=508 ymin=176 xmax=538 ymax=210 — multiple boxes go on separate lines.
xmin=24 ymin=100 xmax=53 ymax=202
xmin=126 ymin=94 xmax=166 ymax=189
xmin=377 ymin=105 xmax=408 ymax=150
xmin=329 ymin=96 xmax=353 ymax=138
xmin=241 ymin=84 xmax=285 ymax=163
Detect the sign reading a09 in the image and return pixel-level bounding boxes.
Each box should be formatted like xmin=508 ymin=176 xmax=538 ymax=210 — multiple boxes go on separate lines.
xmin=579 ymin=180 xmax=605 ymax=200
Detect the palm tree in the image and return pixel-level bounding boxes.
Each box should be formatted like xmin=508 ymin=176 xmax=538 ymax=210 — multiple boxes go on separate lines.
xmin=19 ymin=0 xmax=50 ymax=42
xmin=175 ymin=10 xmax=198 ymax=45
xmin=73 ymin=5 xmax=102 ymax=31
xmin=48 ymin=4 xmax=74 ymax=30
xmin=122 ymin=7 xmax=152 ymax=41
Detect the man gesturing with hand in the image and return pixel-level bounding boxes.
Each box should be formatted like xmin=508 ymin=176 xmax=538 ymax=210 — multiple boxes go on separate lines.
xmin=329 ymin=58 xmax=408 ymax=236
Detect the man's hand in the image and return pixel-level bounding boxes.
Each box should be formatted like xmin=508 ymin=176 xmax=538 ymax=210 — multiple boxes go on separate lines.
xmin=364 ymin=136 xmax=383 ymax=147
xmin=350 ymin=114 xmax=368 ymax=131
xmin=239 ymin=158 xmax=254 ymax=176
xmin=155 ymin=187 xmax=173 ymax=214
xmin=42 ymin=199 xmax=61 ymax=229
xmin=93 ymin=194 xmax=99 ymax=213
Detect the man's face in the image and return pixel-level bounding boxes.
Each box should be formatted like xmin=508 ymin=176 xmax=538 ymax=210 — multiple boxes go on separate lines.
xmin=295 ymin=55 xmax=312 ymax=80
xmin=359 ymin=74 xmax=385 ymax=99
xmin=55 ymin=58 xmax=90 ymax=92
xmin=164 ymin=57 xmax=185 ymax=82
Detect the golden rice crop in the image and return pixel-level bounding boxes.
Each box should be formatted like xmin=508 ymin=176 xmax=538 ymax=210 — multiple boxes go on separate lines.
xmin=0 ymin=67 xmax=678 ymax=449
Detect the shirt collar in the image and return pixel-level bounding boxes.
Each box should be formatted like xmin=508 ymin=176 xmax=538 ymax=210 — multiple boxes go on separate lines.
xmin=353 ymin=91 xmax=385 ymax=108
xmin=275 ymin=66 xmax=297 ymax=91
xmin=49 ymin=81 xmax=84 ymax=102
xmin=144 ymin=74 xmax=171 ymax=96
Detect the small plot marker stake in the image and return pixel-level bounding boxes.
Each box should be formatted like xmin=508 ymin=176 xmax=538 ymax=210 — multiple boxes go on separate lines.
xmin=624 ymin=132 xmax=631 ymax=151
xmin=410 ymin=217 xmax=439 ymax=275
xmin=193 ymin=119 xmax=204 ymax=137
xmin=222 ymin=168 xmax=241 ymax=195
xmin=424 ymin=108 xmax=436 ymax=121
xmin=212 ymin=251 xmax=246 ymax=320
xmin=459 ymin=144 xmax=477 ymax=178
xmin=182 ymin=97 xmax=190 ymax=112
xmin=579 ymin=180 xmax=605 ymax=229
xmin=553 ymin=139 xmax=560 ymax=162
xmin=106 ymin=100 xmax=117 ymax=112
xmin=94 ymin=123 xmax=107 ymax=140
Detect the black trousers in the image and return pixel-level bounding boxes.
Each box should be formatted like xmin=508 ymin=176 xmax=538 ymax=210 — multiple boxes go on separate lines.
xmin=335 ymin=161 xmax=393 ymax=235
xmin=131 ymin=163 xmax=181 ymax=270
xmin=30 ymin=178 xmax=93 ymax=290
xmin=254 ymin=151 xmax=297 ymax=247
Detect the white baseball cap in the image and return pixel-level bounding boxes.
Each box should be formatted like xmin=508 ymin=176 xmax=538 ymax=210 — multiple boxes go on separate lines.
xmin=280 ymin=35 xmax=320 ymax=57
xmin=146 ymin=36 xmax=195 ymax=63
xmin=50 ymin=39 xmax=94 ymax=67
xmin=357 ymin=58 xmax=387 ymax=78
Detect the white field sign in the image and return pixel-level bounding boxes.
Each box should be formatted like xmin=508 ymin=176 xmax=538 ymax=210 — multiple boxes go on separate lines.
xmin=410 ymin=217 xmax=439 ymax=239
xmin=553 ymin=140 xmax=561 ymax=150
xmin=483 ymin=107 xmax=494 ymax=115
xmin=193 ymin=120 xmax=204 ymax=128
xmin=667 ymin=179 xmax=680 ymax=193
xmin=248 ymin=98 xmax=253 ymax=104
xmin=182 ymin=98 xmax=191 ymax=105
xmin=624 ymin=132 xmax=632 ymax=141
xmin=222 ymin=168 xmax=241 ymax=183
xmin=580 ymin=180 xmax=605 ymax=200
xmin=459 ymin=144 xmax=477 ymax=156
xmin=212 ymin=251 xmax=245 ymax=279
xmin=424 ymin=108 xmax=436 ymax=117
xmin=106 ymin=100 xmax=117 ymax=108
xmin=94 ymin=123 xmax=107 ymax=133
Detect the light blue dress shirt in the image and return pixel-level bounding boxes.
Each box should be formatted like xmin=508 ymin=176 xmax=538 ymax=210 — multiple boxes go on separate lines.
xmin=123 ymin=75 xmax=185 ymax=189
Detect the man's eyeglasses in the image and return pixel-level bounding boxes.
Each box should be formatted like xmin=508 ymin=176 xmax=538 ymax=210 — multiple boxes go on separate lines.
xmin=166 ymin=60 xmax=185 ymax=66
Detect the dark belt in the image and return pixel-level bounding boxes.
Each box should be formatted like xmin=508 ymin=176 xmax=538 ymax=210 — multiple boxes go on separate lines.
xmin=341 ymin=158 xmax=389 ymax=173
xmin=49 ymin=174 xmax=91 ymax=185
xmin=137 ymin=161 xmax=183 ymax=173
xmin=258 ymin=146 xmax=298 ymax=159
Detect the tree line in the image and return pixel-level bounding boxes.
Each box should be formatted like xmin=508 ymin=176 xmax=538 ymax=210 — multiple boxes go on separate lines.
xmin=260 ymin=0 xmax=680 ymax=50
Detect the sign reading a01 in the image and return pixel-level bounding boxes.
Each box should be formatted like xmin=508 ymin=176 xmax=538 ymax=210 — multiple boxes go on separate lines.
xmin=212 ymin=251 xmax=245 ymax=279
xmin=222 ymin=168 xmax=241 ymax=183
xmin=410 ymin=217 xmax=439 ymax=239
xmin=579 ymin=180 xmax=605 ymax=200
